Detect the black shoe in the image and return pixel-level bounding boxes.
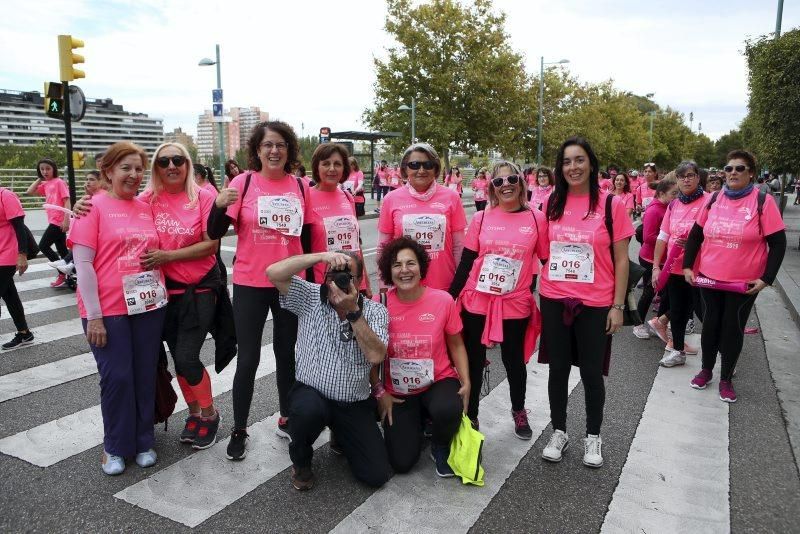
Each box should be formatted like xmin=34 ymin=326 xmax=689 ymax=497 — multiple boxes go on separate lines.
xmin=422 ymin=418 xmax=433 ymax=438
xmin=329 ymin=431 xmax=343 ymax=456
xmin=512 ymin=409 xmax=533 ymax=440
xmin=291 ymin=465 xmax=315 ymax=491
xmin=192 ymin=413 xmax=221 ymax=450
xmin=429 ymin=444 xmax=455 ymax=478
xmin=179 ymin=415 xmax=201 ymax=443
xmin=2 ymin=331 xmax=34 ymax=350
xmin=226 ymin=428 xmax=249 ymax=460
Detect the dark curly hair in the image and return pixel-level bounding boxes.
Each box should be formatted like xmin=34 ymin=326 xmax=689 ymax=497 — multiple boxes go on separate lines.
xmin=246 ymin=120 xmax=299 ymax=174
xmin=377 ymin=236 xmax=430 ymax=286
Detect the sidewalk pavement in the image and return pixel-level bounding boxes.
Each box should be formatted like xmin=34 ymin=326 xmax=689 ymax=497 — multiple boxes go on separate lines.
xmin=775 ymin=197 xmax=800 ymax=328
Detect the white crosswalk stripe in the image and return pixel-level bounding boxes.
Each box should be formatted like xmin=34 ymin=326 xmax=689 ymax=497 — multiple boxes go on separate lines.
xmin=0 ymin=318 xmax=84 ymax=350
xmin=0 ymin=352 xmax=96 ymax=403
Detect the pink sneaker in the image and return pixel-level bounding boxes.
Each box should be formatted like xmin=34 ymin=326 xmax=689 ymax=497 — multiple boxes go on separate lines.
xmin=691 ymin=369 xmax=713 ymax=390
xmin=50 ymin=273 xmax=67 ymax=288
xmin=719 ymin=380 xmax=737 ymax=403
xmin=648 ymin=317 xmax=669 ymax=343
xmin=666 ymin=340 xmax=698 ymax=355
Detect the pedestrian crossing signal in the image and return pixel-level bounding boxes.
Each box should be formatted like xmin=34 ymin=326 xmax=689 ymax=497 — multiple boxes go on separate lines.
xmin=44 ymin=81 xmax=64 ymax=119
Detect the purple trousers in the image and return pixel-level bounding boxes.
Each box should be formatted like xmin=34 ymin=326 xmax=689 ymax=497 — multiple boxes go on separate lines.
xmin=83 ymin=308 xmax=166 ymax=457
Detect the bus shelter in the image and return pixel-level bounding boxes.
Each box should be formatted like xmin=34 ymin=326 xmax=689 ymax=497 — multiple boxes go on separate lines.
xmin=329 ymin=131 xmax=401 ymax=182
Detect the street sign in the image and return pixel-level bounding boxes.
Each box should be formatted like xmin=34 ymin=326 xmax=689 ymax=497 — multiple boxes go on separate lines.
xmin=212 ymin=103 xmax=223 ymax=117
xmin=68 ymin=85 xmax=86 ymax=122
xmin=212 ymin=89 xmax=223 ymax=103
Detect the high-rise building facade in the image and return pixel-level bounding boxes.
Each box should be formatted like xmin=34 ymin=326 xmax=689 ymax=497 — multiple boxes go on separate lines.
xmin=0 ymin=89 xmax=164 ymax=155
xmin=195 ymin=106 xmax=268 ymax=161
xmin=164 ymin=127 xmax=195 ymax=151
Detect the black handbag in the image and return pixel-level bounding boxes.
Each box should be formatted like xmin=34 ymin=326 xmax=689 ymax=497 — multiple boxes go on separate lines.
xmin=604 ymin=195 xmax=645 ymax=326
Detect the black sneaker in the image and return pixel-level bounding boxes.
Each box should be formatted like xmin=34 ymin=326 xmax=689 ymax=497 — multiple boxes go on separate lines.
xmin=226 ymin=428 xmax=249 ymax=461
xmin=512 ymin=409 xmax=533 ymax=440
xmin=429 ymin=444 xmax=455 ymax=478
xmin=192 ymin=413 xmax=221 ymax=450
xmin=422 ymin=418 xmax=433 ymax=438
xmin=291 ymin=465 xmax=315 ymax=491
xmin=2 ymin=331 xmax=34 ymax=350
xmin=179 ymin=415 xmax=201 ymax=443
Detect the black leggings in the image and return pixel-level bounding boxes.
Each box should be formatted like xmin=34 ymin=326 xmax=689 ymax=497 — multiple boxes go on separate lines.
xmin=163 ymin=292 xmax=215 ymax=385
xmin=382 ymin=378 xmax=462 ymax=473
xmin=38 ymin=223 xmax=68 ymax=262
xmin=636 ymin=257 xmax=670 ymax=322
xmin=540 ymin=295 xmax=608 ymax=436
xmin=0 ymin=266 xmax=28 ymax=332
xmin=461 ymin=310 xmax=528 ymax=420
xmin=474 ymin=201 xmax=487 ymax=211
xmin=666 ymin=274 xmax=703 ymax=350
xmin=232 ymin=284 xmax=298 ymax=427
xmin=699 ymin=288 xmax=756 ymax=381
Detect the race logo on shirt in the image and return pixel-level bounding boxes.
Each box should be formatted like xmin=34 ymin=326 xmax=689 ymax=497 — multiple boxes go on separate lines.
xmin=518 ymin=226 xmax=534 ymax=235
xmin=154 ymin=212 xmax=196 ymax=237
xmin=418 ymin=313 xmax=435 ymax=323
xmin=430 ymin=202 xmax=446 ymax=211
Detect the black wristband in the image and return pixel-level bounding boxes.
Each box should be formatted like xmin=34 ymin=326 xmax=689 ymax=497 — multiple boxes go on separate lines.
xmin=346 ymin=309 xmax=362 ymax=323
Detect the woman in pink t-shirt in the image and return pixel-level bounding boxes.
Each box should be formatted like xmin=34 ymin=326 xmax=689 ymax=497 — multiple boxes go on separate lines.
xmin=345 ymin=157 xmax=366 ymax=217
xmin=611 ymin=172 xmax=634 ymax=217
xmin=449 ymin=160 xmax=547 ymax=437
xmin=224 ymin=160 xmax=242 ymax=189
xmin=683 ymin=150 xmax=786 ymax=403
xmin=377 ymin=143 xmax=468 ymax=291
xmin=651 ymin=161 xmax=708 ymax=367
xmin=471 ymin=168 xmax=489 ymax=211
xmin=0 ymin=187 xmax=33 ymax=350
xmin=25 ymin=158 xmax=71 ymax=288
xmin=374 ymin=236 xmax=469 ymax=477
xmin=539 ymin=137 xmax=633 ymax=468
xmin=634 ymin=163 xmax=658 ymax=213
xmin=207 ymin=120 xmax=313 ymax=460
xmin=69 ymin=142 xmax=167 ymax=476
xmin=194 ymin=164 xmax=220 ymax=195
xmin=307 ymin=144 xmax=371 ymax=296
xmin=444 ymin=166 xmax=464 ymax=197
xmin=531 ymin=167 xmax=555 ymax=211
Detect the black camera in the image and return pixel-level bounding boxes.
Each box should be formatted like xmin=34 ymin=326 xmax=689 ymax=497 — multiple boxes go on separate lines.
xmin=326 ymin=267 xmax=354 ymax=291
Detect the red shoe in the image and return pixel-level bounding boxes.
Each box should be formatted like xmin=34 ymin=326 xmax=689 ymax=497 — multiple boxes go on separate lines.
xmin=51 ymin=273 xmax=67 ymax=288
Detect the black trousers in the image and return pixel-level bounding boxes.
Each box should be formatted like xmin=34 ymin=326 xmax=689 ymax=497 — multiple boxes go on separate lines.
xmin=355 ymin=202 xmax=365 ymax=217
xmin=699 ymin=288 xmax=757 ymax=381
xmin=232 ymin=284 xmax=298 ymax=427
xmin=0 ymin=266 xmax=28 ymax=331
xmin=666 ymin=274 xmax=703 ymax=351
xmin=288 ymin=382 xmax=390 ymax=488
xmin=636 ymin=257 xmax=670 ymax=323
xmin=474 ymin=201 xmax=487 ymax=212
xmin=383 ymin=377 xmax=462 ymax=473
xmin=461 ymin=310 xmax=528 ymax=420
xmin=163 ymin=291 xmax=215 ymax=385
xmin=38 ymin=223 xmax=68 ymax=262
xmin=540 ymin=295 xmax=608 ymax=436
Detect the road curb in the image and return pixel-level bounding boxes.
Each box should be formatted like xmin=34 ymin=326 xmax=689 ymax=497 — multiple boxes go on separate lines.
xmin=774 ymin=269 xmax=800 ymax=331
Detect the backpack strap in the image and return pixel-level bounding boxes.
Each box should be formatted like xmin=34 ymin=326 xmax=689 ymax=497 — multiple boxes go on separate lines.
xmin=756 ymin=189 xmax=767 ymax=235
xmin=705 ymin=190 xmax=720 ymax=210
xmin=604 ymin=193 xmax=615 ymax=264
xmin=241 ymin=172 xmax=253 ymax=202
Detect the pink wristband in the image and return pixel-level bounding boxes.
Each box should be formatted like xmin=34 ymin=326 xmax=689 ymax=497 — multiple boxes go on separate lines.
xmin=371 ymin=383 xmax=386 ymax=399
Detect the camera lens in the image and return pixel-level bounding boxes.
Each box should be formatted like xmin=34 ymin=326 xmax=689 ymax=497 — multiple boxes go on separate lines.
xmin=332 ymin=271 xmax=352 ymax=291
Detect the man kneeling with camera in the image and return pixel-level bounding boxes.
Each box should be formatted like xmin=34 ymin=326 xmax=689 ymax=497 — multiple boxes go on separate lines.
xmin=267 ymin=251 xmax=390 ymax=491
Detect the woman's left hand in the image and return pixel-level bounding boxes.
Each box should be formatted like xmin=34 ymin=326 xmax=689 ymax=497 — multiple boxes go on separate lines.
xmin=606 ymin=308 xmax=623 ymax=334
xmin=457 ymin=381 xmax=471 ymax=414
xmin=745 ymin=278 xmax=767 ymax=295
xmin=140 ymin=249 xmax=171 ymax=269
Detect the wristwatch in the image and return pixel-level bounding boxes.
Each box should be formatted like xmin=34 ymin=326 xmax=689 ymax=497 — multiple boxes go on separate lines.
xmin=611 ymin=304 xmax=625 ymax=311
xmin=346 ymin=309 xmax=362 ymax=323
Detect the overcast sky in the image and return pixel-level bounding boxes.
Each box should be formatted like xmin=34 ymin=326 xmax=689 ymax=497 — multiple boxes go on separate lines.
xmin=2 ymin=0 xmax=796 ymax=143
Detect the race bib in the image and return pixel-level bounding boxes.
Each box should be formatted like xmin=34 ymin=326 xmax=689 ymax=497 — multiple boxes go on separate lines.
xmin=390 ymin=176 xmax=401 ymax=187
xmin=448 ymin=183 xmax=459 ymax=191
xmin=257 ymin=195 xmax=303 ymax=236
xmin=323 ymin=215 xmax=359 ymax=251
xmin=642 ymin=196 xmax=654 ymax=208
xmin=342 ymin=181 xmax=355 ymax=193
xmin=476 ymin=254 xmax=522 ymax=295
xmin=389 ymin=358 xmax=434 ymax=394
xmin=122 ymin=270 xmax=167 ymax=315
xmin=474 ymin=189 xmax=486 ymax=201
xmin=548 ymin=241 xmax=595 ymax=283
xmin=402 ymin=214 xmax=446 ymax=252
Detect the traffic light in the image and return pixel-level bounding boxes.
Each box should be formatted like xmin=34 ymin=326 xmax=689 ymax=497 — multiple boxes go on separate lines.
xmin=72 ymin=152 xmax=86 ymax=169
xmin=43 ymin=82 xmax=64 ymax=119
xmin=58 ymin=35 xmax=85 ymax=82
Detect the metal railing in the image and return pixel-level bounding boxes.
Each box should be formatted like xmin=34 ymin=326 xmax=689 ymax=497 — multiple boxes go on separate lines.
xmin=0 ymin=169 xmax=96 ymax=210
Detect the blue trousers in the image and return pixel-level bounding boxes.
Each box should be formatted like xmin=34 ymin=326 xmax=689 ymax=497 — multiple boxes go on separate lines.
xmin=83 ymin=308 xmax=167 ymax=457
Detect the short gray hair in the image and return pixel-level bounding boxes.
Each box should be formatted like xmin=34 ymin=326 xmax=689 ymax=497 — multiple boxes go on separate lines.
xmin=400 ymin=143 xmax=441 ymax=180
xmin=336 ymin=250 xmax=364 ymax=280
xmin=675 ymin=160 xmax=699 ymax=177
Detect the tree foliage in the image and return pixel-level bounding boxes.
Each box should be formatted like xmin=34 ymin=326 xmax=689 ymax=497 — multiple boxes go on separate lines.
xmin=0 ymin=138 xmax=66 ymax=169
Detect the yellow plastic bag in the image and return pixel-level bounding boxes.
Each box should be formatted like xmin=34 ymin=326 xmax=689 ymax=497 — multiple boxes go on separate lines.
xmin=447 ymin=414 xmax=485 ymax=486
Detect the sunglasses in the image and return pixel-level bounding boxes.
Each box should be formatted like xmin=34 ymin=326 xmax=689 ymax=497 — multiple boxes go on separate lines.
xmin=406 ymin=161 xmax=436 ymax=170
xmin=724 ymin=165 xmax=748 ymax=173
xmin=644 ymin=162 xmax=656 ymax=167
xmin=491 ymin=175 xmax=520 ymax=188
xmin=155 ymin=155 xmax=187 ymax=168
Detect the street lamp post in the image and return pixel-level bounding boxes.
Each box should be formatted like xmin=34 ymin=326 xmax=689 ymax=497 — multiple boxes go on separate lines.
xmin=198 ymin=44 xmax=225 ymax=180
xmin=398 ymin=97 xmax=416 ymax=144
xmin=536 ymin=57 xmax=569 ymax=165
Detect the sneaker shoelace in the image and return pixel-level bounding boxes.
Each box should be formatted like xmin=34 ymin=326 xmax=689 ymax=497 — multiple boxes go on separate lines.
xmin=548 ymin=432 xmax=566 ymax=450
xmin=585 ymin=437 xmax=601 ymax=457
xmin=512 ymin=409 xmax=530 ymax=428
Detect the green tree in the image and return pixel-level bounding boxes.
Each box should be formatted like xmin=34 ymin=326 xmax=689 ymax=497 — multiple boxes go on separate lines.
xmin=0 ymin=138 xmax=66 ymax=169
xmin=744 ymin=28 xmax=800 ymax=175
xmin=364 ymin=0 xmax=529 ymax=168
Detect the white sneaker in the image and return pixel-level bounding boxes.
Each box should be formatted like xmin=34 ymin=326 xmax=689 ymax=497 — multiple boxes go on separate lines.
xmin=686 ymin=319 xmax=695 ymax=334
xmin=632 ymin=324 xmax=651 ymax=339
xmin=583 ymin=434 xmax=603 ymax=468
xmin=56 ymin=262 xmax=75 ymax=275
xmin=47 ymin=259 xmax=67 ymax=270
xmin=542 ymin=429 xmax=569 ymax=462
xmin=659 ymin=349 xmax=686 ymax=368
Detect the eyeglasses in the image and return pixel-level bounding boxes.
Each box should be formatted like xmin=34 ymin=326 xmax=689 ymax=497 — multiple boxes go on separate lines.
xmin=724 ymin=165 xmax=748 ymax=173
xmin=406 ymin=160 xmax=436 ymax=170
xmin=491 ymin=175 xmax=520 ymax=188
xmin=677 ymin=173 xmax=698 ymax=181
xmin=260 ymin=142 xmax=288 ymax=152
xmin=644 ymin=162 xmax=656 ymax=167
xmin=155 ymin=155 xmax=186 ymax=168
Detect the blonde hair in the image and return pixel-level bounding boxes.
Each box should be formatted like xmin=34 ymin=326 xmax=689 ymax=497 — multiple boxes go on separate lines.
xmin=145 ymin=142 xmax=198 ymax=208
xmin=488 ymin=160 xmax=528 ymax=208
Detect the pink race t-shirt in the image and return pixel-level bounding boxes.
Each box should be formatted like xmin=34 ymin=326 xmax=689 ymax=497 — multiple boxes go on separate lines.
xmin=36 ymin=178 xmax=70 ymax=225
xmin=629 ymin=176 xmax=641 ymax=191
xmin=308 ymin=187 xmax=366 ymax=288
xmin=200 ymin=182 xmax=218 ymax=196
xmin=389 ymin=169 xmax=402 ymax=189
xmin=460 ymin=208 xmax=548 ymax=318
xmin=614 ymin=192 xmax=634 ymax=212
xmin=634 ymin=182 xmax=656 ymax=209
xmin=145 ymin=188 xmax=217 ymax=289
xmin=659 ymin=193 xmax=709 ymax=275
xmin=381 ymin=287 xmax=462 ymax=396
xmin=540 ymin=191 xmax=635 ymax=307
xmin=0 ymin=188 xmax=25 ymax=266
xmin=599 ymin=179 xmax=613 ymax=192
xmin=343 ymin=171 xmax=364 ymax=199
xmin=472 ymin=178 xmax=489 ymax=202
xmin=68 ymin=193 xmax=163 ymax=318
xmin=378 ymin=185 xmax=468 ymax=291
xmin=226 ymin=172 xmax=315 ymax=288
xmin=531 ymin=185 xmax=553 ymax=209
xmin=695 ymin=189 xmax=785 ymax=283
xmin=377 ymin=168 xmax=390 ymax=187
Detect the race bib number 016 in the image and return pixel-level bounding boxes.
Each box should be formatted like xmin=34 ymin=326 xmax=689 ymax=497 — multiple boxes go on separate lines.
xmin=122 ymin=270 xmax=167 ymax=315
xmin=476 ymin=254 xmax=522 ymax=295
xmin=389 ymin=358 xmax=434 ymax=394
xmin=402 ymin=214 xmax=446 ymax=252
xmin=257 ymin=195 xmax=303 ymax=236
xmin=548 ymin=241 xmax=595 ymax=283
xmin=323 ymin=215 xmax=359 ymax=251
